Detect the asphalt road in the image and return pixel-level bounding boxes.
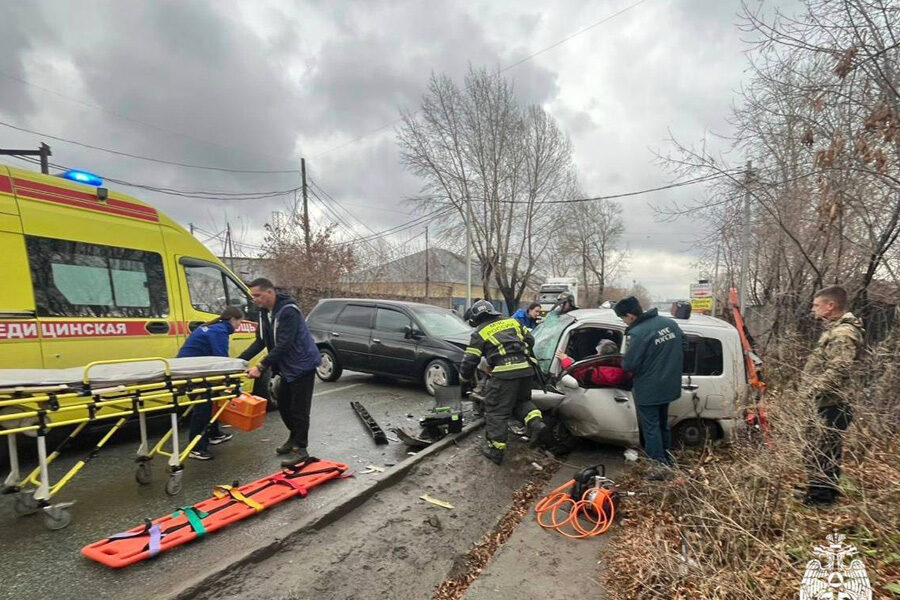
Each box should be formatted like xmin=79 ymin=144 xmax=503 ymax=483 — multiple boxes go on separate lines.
xmin=0 ymin=372 xmax=444 ymax=600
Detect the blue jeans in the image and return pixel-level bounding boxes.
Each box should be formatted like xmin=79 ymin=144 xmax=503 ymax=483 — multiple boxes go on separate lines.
xmin=189 ymin=401 xmax=222 ymax=452
xmin=637 ymin=403 xmax=671 ymax=465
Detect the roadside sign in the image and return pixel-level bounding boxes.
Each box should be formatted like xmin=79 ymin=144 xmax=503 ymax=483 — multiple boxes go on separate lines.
xmin=690 ymin=282 xmax=712 ymax=298
xmin=691 ymin=297 xmax=713 ymax=311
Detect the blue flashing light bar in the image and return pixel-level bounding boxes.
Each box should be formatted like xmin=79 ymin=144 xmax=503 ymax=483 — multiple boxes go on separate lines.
xmin=60 ymin=170 xmax=103 ymax=187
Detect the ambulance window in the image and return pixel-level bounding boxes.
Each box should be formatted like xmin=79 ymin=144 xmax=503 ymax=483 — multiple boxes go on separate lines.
xmin=223 ymin=274 xmax=253 ymax=318
xmin=184 ymin=265 xmax=228 ymax=314
xmin=683 ymin=336 xmax=724 ymax=376
xmin=26 ymin=236 xmax=168 ymax=318
xmin=183 ymin=263 xmax=253 ymax=317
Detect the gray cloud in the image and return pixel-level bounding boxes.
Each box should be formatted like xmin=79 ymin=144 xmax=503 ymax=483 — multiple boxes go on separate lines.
xmin=1 ymin=0 xmax=762 ymax=299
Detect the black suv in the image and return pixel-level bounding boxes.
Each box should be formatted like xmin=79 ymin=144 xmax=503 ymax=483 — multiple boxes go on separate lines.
xmin=306 ymin=299 xmax=472 ymax=395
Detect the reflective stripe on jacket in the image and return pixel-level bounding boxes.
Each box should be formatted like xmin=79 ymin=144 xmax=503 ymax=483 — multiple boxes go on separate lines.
xmin=459 ymin=316 xmax=534 ymax=381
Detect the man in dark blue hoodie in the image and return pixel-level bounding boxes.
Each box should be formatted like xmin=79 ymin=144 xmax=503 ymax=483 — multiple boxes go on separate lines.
xmin=614 ymin=296 xmax=684 ymax=478
xmin=240 ymin=278 xmax=322 ymax=466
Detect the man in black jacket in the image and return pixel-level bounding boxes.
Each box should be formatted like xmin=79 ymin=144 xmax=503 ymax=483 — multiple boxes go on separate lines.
xmin=239 ymin=278 xmax=322 ymax=466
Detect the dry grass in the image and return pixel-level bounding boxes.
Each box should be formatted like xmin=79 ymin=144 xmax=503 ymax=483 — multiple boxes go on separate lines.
xmin=602 ymin=329 xmax=900 ymax=599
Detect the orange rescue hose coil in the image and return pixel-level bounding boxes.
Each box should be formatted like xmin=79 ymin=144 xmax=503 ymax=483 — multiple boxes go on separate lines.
xmin=535 ymin=479 xmax=615 ymax=539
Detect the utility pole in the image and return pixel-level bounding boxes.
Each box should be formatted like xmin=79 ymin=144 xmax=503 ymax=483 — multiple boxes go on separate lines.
xmin=225 ymin=222 xmax=234 ymax=269
xmin=739 ymin=161 xmax=752 ymax=311
xmin=712 ymin=242 xmax=721 ymax=317
xmin=465 ymin=198 xmax=473 ymax=308
xmin=425 ymin=225 xmax=430 ymax=300
xmin=301 ymin=158 xmax=310 ymax=252
xmin=0 ymin=143 xmax=52 ymax=174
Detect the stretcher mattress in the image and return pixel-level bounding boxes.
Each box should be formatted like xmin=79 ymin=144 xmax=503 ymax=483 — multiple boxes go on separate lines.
xmin=0 ymin=357 xmax=249 ymax=392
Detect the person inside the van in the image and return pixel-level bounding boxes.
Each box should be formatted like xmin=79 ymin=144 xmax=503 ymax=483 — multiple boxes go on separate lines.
xmin=554 ymin=340 xmax=630 ymax=387
xmin=177 ymin=306 xmax=244 ymax=460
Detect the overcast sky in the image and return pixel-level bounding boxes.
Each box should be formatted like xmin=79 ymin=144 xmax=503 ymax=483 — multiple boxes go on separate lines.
xmin=1 ymin=0 xmax=766 ymax=300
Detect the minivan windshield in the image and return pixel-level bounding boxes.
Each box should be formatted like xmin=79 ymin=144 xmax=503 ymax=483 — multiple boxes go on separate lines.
xmin=532 ymin=312 xmax=575 ymax=372
xmin=411 ymin=306 xmax=471 ymax=338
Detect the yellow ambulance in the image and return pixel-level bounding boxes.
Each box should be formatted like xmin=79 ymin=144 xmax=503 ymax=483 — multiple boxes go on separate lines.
xmin=0 ymin=163 xmax=260 ymax=372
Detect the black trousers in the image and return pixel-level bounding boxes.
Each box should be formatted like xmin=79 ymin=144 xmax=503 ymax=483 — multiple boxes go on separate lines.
xmin=483 ymin=375 xmax=537 ymax=445
xmin=277 ymin=372 xmax=315 ymax=448
xmin=805 ymin=403 xmax=852 ymax=501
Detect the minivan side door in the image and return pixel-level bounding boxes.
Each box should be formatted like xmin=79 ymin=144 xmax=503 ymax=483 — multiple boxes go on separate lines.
xmin=331 ymin=303 xmax=375 ymax=371
xmin=370 ymin=306 xmax=417 ymax=376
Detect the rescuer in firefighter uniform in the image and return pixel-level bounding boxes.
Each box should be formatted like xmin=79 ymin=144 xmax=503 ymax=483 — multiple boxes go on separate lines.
xmin=459 ymin=300 xmax=545 ymax=465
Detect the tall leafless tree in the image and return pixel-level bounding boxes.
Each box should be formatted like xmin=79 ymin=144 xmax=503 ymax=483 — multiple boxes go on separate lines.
xmin=658 ymin=0 xmax=899 ymax=344
xmin=397 ymin=67 xmax=576 ymax=311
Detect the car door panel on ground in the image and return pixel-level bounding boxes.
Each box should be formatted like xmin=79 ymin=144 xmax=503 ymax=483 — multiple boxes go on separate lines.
xmin=370 ymin=306 xmax=418 ymax=376
xmin=331 ymin=304 xmax=374 ymax=371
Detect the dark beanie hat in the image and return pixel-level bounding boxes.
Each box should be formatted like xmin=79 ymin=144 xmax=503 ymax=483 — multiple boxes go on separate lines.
xmin=613 ymin=295 xmax=642 ymax=318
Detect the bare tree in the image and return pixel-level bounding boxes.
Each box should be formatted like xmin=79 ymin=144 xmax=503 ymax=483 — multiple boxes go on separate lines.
xmin=264 ymin=215 xmax=356 ymax=297
xmin=561 ymin=199 xmax=627 ymax=306
xmin=397 ymin=67 xmax=575 ymax=311
xmin=657 ymin=0 xmax=899 ymax=343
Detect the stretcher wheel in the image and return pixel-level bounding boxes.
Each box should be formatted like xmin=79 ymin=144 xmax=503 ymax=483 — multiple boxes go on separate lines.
xmin=13 ymin=492 xmax=40 ymax=517
xmin=135 ymin=462 xmax=152 ymax=485
xmin=165 ymin=472 xmax=183 ymax=496
xmin=43 ymin=507 xmax=71 ymax=531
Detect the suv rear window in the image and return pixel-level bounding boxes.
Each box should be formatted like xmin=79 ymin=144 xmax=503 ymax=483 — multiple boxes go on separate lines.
xmin=683 ymin=336 xmax=724 ymax=376
xmin=336 ymin=305 xmax=374 ymax=328
xmin=309 ymin=301 xmax=343 ymax=324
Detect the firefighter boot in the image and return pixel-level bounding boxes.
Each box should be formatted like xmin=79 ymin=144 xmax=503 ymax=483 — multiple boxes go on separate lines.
xmin=481 ymin=441 xmax=505 ymax=465
xmin=525 ymin=412 xmax=546 ymax=447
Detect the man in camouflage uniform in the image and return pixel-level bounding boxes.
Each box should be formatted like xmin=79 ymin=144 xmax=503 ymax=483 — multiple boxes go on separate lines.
xmin=459 ymin=300 xmax=545 ymax=465
xmin=799 ymin=285 xmax=864 ymax=506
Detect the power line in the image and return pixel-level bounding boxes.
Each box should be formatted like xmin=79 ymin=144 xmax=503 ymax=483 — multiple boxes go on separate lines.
xmin=0 ymin=69 xmax=300 ymax=170
xmin=9 ymin=155 xmax=300 ymax=200
xmin=499 ymin=0 xmax=651 ymax=73
xmin=496 ymin=172 xmax=738 ymax=204
xmin=313 ymin=0 xmax=652 ymax=158
xmin=0 ymin=120 xmax=301 ymax=174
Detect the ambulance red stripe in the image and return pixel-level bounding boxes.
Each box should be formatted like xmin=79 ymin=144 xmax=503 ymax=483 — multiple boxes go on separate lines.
xmin=12 ymin=178 xmax=159 ymax=222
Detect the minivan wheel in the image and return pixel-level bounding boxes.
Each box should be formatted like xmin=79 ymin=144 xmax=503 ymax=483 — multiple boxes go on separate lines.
xmin=673 ymin=419 xmax=717 ymax=448
xmin=424 ymin=359 xmax=455 ymax=396
xmin=316 ymin=349 xmax=343 ymax=382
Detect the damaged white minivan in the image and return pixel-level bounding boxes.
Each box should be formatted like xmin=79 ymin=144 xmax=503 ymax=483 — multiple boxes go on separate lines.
xmin=531 ymin=308 xmax=746 ymax=448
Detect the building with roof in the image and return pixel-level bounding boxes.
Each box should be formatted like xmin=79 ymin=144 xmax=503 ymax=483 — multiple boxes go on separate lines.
xmin=347 ymin=248 xmax=507 ymax=313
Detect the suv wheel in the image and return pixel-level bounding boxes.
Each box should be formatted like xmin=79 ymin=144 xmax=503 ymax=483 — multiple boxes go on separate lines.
xmin=316 ymin=348 xmax=343 ymax=382
xmin=423 ymin=359 xmax=455 ymax=396
xmin=673 ymin=419 xmax=717 ymax=448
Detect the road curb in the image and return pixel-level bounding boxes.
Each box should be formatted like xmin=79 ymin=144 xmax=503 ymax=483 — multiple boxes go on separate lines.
xmin=167 ymin=417 xmax=485 ymax=600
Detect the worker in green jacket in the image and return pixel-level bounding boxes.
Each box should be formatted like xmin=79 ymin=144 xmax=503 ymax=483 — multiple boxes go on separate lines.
xmin=614 ymin=296 xmax=684 ymax=477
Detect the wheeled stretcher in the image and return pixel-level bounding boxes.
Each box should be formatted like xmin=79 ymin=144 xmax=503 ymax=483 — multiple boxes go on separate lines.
xmin=0 ymin=357 xmax=249 ymax=530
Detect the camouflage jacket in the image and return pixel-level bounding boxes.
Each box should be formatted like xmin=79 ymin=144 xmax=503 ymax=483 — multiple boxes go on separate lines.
xmin=800 ymin=312 xmax=865 ymax=408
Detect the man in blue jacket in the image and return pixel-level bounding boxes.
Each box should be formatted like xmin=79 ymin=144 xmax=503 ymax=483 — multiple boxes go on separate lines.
xmin=512 ymin=302 xmax=541 ymax=330
xmin=614 ymin=296 xmax=684 ymax=478
xmin=240 ymin=278 xmax=322 ymax=466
